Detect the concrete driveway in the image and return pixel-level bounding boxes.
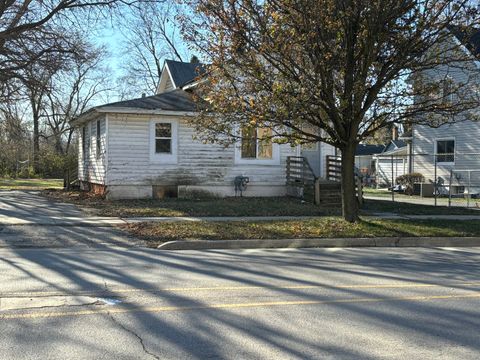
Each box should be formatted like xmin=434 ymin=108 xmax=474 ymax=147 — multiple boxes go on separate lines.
xmin=0 ymin=190 xmax=143 ymax=248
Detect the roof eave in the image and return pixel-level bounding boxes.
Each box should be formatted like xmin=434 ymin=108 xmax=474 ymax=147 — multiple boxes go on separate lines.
xmin=69 ymin=108 xmax=101 ymax=127
xmin=94 ymin=107 xmax=198 ymax=116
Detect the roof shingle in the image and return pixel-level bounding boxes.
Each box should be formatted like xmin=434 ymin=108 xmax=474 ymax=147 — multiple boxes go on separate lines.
xmin=165 ymin=60 xmax=206 ymax=88
xmin=96 ymin=89 xmax=198 ymax=112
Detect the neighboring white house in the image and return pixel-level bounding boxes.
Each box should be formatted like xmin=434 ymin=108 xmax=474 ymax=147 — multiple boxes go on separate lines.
xmin=71 ymin=60 xmax=335 ymax=199
xmin=373 ymin=140 xmax=408 ymax=187
xmin=355 ymin=144 xmax=385 ymax=176
xmin=409 ymin=26 xmax=480 ymax=195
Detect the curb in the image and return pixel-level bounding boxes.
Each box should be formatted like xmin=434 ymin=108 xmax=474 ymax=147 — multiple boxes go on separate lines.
xmin=157 ymin=237 xmax=480 ymax=250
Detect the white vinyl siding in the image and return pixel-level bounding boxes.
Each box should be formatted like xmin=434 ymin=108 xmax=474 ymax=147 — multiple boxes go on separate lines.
xmin=413 ymin=121 xmax=480 ymax=185
xmin=106 ymin=113 xmax=295 ymax=187
xmin=77 ymin=114 xmax=107 ymax=184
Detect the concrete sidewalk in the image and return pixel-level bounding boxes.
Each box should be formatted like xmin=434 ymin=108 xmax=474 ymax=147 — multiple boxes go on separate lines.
xmin=3 ymin=214 xmax=480 ymax=226
xmin=0 ymin=216 xmax=125 ymax=226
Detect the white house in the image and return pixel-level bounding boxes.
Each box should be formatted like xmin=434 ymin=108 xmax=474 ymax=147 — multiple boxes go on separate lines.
xmin=71 ymin=60 xmax=335 ymax=199
xmin=374 ymin=140 xmax=408 ymax=187
xmin=409 ymin=26 xmax=480 ymax=195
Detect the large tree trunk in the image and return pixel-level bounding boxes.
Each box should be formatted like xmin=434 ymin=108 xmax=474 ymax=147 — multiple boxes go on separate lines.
xmin=340 ymin=141 xmax=359 ymax=222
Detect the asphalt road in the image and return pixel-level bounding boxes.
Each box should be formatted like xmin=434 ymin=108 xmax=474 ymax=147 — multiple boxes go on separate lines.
xmin=0 ymin=190 xmax=142 ymax=248
xmin=1 ymin=246 xmax=480 ymax=359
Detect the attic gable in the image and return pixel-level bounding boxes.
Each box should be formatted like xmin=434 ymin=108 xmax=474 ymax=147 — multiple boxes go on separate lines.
xmin=448 ymin=25 xmax=480 ymax=59
xmin=156 ymin=60 xmax=206 ymax=94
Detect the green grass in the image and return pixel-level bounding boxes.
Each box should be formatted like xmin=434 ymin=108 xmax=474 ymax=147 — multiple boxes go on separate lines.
xmin=43 ymin=189 xmax=479 ymax=217
xmin=122 ymin=218 xmax=480 ymax=246
xmin=42 ymin=190 xmax=341 ymax=217
xmin=0 ymin=178 xmax=63 ymax=190
xmin=363 ymin=188 xmax=392 ymax=197
xmin=361 ymin=199 xmax=479 ymax=215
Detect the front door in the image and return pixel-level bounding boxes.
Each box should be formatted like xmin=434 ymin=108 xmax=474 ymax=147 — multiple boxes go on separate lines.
xmin=301 ymin=142 xmax=321 ymax=177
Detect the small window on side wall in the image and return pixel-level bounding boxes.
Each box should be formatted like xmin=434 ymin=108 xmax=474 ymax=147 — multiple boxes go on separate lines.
xmin=155 ymin=123 xmax=172 ymax=154
xmin=150 ymin=120 xmax=177 ymax=164
xmin=82 ymin=126 xmax=87 ymax=159
xmin=436 ymin=139 xmax=455 ymax=163
xmin=96 ymin=120 xmax=101 ymax=158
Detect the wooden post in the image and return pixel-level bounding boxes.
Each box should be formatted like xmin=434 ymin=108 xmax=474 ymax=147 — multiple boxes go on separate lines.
xmin=467 ymin=170 xmax=471 ymax=208
xmin=448 ymin=168 xmax=453 ymax=208
xmin=356 ymin=176 xmax=363 ymax=206
xmin=391 ymin=154 xmax=395 ymax=202
xmin=434 ymin=154 xmax=437 ymax=207
xmin=314 ymin=178 xmax=320 ymax=205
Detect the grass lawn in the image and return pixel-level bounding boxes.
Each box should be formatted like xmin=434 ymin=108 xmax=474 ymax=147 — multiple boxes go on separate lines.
xmin=42 ymin=189 xmax=479 ymax=217
xmin=122 ymin=218 xmax=480 ymax=246
xmin=0 ymin=178 xmax=63 ymax=190
xmin=362 ymin=199 xmax=479 ymax=215
xmin=42 ymin=190 xmax=340 ymax=217
xmin=363 ymin=187 xmax=392 ymax=197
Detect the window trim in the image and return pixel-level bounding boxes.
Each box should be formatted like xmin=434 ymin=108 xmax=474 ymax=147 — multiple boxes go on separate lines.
xmin=82 ymin=126 xmax=87 ymax=160
xmin=96 ymin=120 xmax=101 ymax=159
xmin=442 ymin=76 xmax=455 ymax=104
xmin=149 ymin=119 xmax=178 ymax=164
xmin=235 ymin=126 xmax=280 ymax=165
xmin=435 ymin=137 xmax=455 ymax=165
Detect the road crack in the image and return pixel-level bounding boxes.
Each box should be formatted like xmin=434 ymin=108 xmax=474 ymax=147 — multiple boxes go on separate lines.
xmin=107 ymin=311 xmax=160 ymax=360
xmin=0 ymin=300 xmax=103 ymax=312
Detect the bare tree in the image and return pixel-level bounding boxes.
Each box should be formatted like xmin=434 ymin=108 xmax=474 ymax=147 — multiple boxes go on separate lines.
xmin=0 ymin=0 xmax=146 ymax=96
xmin=43 ymin=47 xmax=112 ymax=155
xmin=0 ymin=101 xmax=31 ymax=177
xmin=117 ymin=1 xmax=190 ymax=96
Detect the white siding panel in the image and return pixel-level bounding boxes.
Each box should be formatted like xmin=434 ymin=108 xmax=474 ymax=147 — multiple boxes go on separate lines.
xmin=413 ymin=120 xmax=480 ymax=184
xmin=77 ymin=114 xmax=107 ymax=184
xmin=106 ymin=114 xmax=296 ymax=187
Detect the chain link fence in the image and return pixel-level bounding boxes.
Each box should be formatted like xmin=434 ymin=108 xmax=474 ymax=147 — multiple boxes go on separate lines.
xmin=362 ymin=152 xmax=480 ymax=208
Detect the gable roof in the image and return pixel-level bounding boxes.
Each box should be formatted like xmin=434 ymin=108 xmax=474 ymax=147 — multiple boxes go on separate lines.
xmin=165 ymin=60 xmax=207 ymax=88
xmin=382 ymin=139 xmax=407 ymax=154
xmin=71 ymin=90 xmax=199 ymax=125
xmin=356 ymin=144 xmax=385 ymax=156
xmin=448 ymin=25 xmax=480 ymax=58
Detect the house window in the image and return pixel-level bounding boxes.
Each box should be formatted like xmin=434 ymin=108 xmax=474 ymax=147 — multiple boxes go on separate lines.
xmin=150 ymin=120 xmax=178 ymax=163
xmin=82 ymin=126 xmax=86 ymax=159
xmin=155 ymin=123 xmax=172 ymax=153
xmin=436 ymin=139 xmax=455 ymax=163
xmin=96 ymin=120 xmax=101 ymax=158
xmin=442 ymin=77 xmax=454 ymax=104
xmin=241 ymin=127 xmax=273 ymax=159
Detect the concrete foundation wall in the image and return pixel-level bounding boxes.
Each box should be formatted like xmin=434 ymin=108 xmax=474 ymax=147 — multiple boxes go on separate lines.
xmin=104 ymin=184 xmax=287 ymax=200
xmin=106 ymin=185 xmax=153 ymax=200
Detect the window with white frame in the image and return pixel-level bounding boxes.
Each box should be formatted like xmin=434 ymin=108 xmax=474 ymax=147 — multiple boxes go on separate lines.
xmin=150 ymin=120 xmax=177 ymax=163
xmin=436 ymin=139 xmax=455 ymax=163
xmin=241 ymin=126 xmax=273 ymax=159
